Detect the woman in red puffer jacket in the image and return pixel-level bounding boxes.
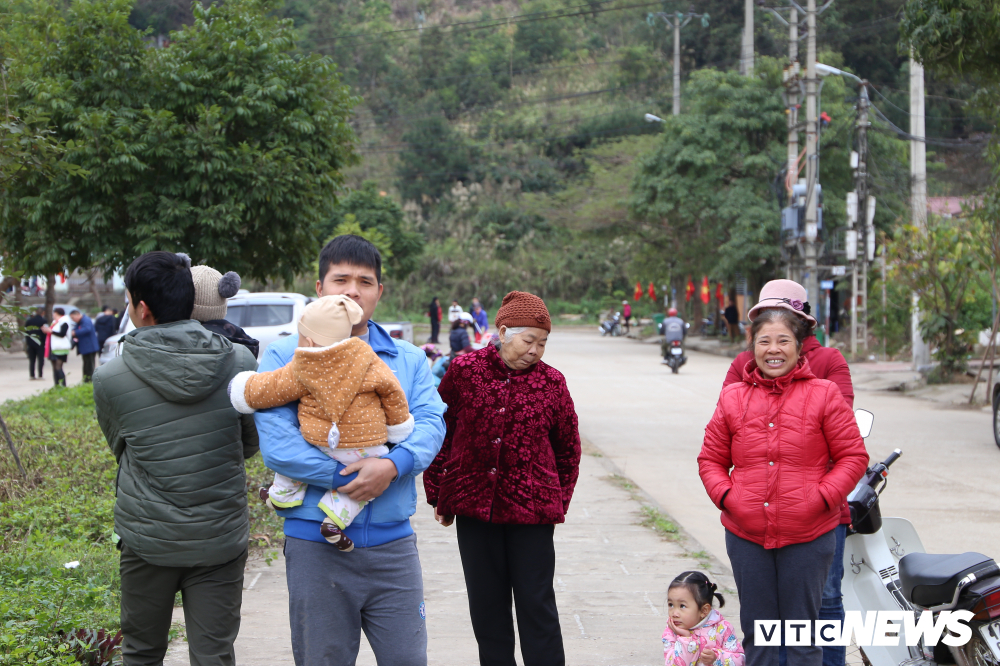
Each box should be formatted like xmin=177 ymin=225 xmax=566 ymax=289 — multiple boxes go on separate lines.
xmin=699 ymin=307 xmax=867 ymax=666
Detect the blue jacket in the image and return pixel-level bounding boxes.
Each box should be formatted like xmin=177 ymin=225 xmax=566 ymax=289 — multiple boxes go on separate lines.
xmin=472 ymin=308 xmax=488 ymax=332
xmin=74 ymin=314 xmax=101 ymax=355
xmin=254 ymin=321 xmax=447 ymax=547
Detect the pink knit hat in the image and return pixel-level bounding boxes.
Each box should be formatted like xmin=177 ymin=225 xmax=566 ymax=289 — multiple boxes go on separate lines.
xmin=747 ymin=279 xmax=817 ymax=326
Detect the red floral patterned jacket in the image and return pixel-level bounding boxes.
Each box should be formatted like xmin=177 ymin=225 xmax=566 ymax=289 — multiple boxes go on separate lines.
xmin=423 ymin=343 xmax=582 ymax=524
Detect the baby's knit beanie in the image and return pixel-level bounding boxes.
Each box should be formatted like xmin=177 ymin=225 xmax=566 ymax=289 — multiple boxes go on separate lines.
xmin=298 ymin=295 xmax=365 ymax=346
xmin=190 ymin=265 xmax=241 ymax=322
xmin=494 ymin=291 xmax=551 ymax=332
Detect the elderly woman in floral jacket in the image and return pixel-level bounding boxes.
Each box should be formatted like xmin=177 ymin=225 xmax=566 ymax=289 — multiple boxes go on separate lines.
xmin=424 ymin=290 xmax=581 ymax=666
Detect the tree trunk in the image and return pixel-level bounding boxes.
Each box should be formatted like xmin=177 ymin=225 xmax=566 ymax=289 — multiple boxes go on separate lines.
xmin=44 ymin=274 xmax=56 ymax=322
xmin=87 ymin=269 xmax=103 ymax=311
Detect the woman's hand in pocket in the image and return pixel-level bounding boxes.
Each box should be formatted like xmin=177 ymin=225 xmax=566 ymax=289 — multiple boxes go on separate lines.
xmin=434 ymin=508 xmax=455 ymax=527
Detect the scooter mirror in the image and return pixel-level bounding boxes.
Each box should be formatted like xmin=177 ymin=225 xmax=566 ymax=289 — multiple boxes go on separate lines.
xmin=854 ymin=409 xmax=874 ymax=439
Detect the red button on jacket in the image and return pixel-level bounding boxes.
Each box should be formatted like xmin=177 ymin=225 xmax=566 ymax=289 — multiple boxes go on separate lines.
xmin=699 ymin=357 xmax=868 ymax=549
xmin=424 ymin=344 xmax=582 ymax=525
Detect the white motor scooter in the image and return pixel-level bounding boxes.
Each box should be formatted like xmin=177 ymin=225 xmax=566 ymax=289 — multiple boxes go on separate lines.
xmin=842 ymin=410 xmax=1000 ymax=666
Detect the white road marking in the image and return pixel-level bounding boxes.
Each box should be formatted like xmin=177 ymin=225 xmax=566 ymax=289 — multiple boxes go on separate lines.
xmin=603 ymin=535 xmax=610 ymax=544
xmin=246 ymin=572 xmax=262 ymax=590
xmin=583 ymin=507 xmax=591 ymax=518
xmin=574 ymin=614 xmax=587 ymax=637
xmin=619 ymin=561 xmax=630 ymax=575
xmin=643 ymin=591 xmax=660 ymax=615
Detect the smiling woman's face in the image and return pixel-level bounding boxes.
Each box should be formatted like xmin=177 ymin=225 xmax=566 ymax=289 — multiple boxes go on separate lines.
xmin=753 ymin=320 xmax=801 ymax=379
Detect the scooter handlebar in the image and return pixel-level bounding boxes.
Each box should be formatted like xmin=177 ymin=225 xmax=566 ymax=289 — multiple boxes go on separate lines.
xmin=882 ymin=449 xmax=902 ymax=468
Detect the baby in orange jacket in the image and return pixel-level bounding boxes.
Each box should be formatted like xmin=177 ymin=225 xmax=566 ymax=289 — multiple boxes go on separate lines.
xmin=228 ymin=295 xmax=414 ymax=551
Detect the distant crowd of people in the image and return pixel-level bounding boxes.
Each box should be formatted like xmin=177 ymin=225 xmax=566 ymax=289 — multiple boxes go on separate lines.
xmin=23 ymin=305 xmax=121 ymax=385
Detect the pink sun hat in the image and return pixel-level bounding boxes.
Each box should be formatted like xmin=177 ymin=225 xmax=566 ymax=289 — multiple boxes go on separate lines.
xmin=747 ymin=279 xmax=817 ymax=326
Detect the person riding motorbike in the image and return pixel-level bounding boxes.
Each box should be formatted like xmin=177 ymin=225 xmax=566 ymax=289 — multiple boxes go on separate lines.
xmin=660 ymin=308 xmax=687 ymax=363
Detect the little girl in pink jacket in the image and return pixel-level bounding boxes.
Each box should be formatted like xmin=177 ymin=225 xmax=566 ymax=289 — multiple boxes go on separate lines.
xmin=662 ymin=571 xmax=745 ymax=666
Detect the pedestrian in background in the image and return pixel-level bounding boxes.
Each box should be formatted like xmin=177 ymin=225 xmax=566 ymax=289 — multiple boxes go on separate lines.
xmin=724 ymin=300 xmax=740 ymax=344
xmin=450 ymin=315 xmax=473 ymax=357
xmin=428 ymin=296 xmax=442 ymax=344
xmin=720 ymin=279 xmax=856 ymax=666
xmin=48 ymin=307 xmax=73 ymax=387
xmin=425 ymin=291 xmax=581 ymax=666
xmin=71 ymin=309 xmax=100 ymax=382
xmin=24 ymin=307 xmax=46 ymax=381
xmin=622 ymin=300 xmax=632 ymax=332
xmin=448 ymin=299 xmax=463 ymax=323
xmin=95 ymin=305 xmax=119 ymax=350
xmin=699 ymin=306 xmax=867 ymax=666
xmin=471 ymin=302 xmax=488 ymax=344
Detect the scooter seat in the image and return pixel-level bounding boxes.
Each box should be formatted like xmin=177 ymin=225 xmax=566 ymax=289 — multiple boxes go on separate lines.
xmin=899 ymin=552 xmax=997 ymax=608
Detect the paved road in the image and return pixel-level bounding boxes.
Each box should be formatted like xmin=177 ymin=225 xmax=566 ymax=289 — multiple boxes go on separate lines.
xmin=543 ymin=328 xmax=1000 ymax=567
xmin=0 ymin=349 xmax=86 ymax=401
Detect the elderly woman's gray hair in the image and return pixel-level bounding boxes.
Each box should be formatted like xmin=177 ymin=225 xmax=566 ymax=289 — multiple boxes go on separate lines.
xmin=498 ymin=326 xmax=528 ymax=343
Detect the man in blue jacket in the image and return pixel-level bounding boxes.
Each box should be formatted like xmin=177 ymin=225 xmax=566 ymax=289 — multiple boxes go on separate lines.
xmin=254 ymin=235 xmax=446 ymax=666
xmin=71 ymin=310 xmax=101 ymax=382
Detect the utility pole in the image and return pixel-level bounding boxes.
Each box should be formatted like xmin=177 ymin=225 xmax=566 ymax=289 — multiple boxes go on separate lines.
xmin=649 ymin=11 xmax=709 ymax=116
xmin=803 ymin=0 xmax=819 ymax=311
xmin=786 ymin=6 xmax=798 ymax=282
xmin=850 ymin=83 xmax=871 ymax=359
xmin=910 ymin=53 xmax=930 ymax=370
xmin=741 ymin=0 xmax=754 ymax=77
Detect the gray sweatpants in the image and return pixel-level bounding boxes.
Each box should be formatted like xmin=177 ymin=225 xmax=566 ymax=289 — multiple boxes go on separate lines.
xmin=726 ymin=529 xmax=835 ymax=666
xmin=284 ymin=534 xmax=427 ymax=666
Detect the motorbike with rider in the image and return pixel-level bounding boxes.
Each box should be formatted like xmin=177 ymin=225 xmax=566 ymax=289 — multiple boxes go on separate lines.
xmin=660 ymin=308 xmax=688 ymax=373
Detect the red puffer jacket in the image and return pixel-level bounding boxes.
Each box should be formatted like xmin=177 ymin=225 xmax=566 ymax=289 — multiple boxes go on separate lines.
xmin=424 ymin=344 xmax=581 ymax=524
xmin=699 ymin=357 xmax=868 ymax=549
xmin=724 ymin=334 xmax=857 ymax=525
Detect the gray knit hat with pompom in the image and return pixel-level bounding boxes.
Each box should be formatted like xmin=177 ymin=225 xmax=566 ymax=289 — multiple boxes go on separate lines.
xmin=190 ymin=265 xmax=241 ymax=322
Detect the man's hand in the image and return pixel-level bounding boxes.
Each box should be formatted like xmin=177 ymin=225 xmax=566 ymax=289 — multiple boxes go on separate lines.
xmin=339 ymin=457 xmax=398 ymax=502
xmin=434 ymin=508 xmax=454 ymax=527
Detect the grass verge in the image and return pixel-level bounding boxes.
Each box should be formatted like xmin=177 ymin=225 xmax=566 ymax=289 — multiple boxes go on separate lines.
xmin=0 ymin=384 xmax=283 ymax=664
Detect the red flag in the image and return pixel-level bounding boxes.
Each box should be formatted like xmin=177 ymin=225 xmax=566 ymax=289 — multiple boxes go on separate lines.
xmin=700 ymin=276 xmax=710 ymax=304
xmin=634 ymin=281 xmax=643 ymax=301
xmin=716 ymin=282 xmax=724 ymax=304
xmin=685 ymin=277 xmax=695 ymax=302
xmin=648 ymin=282 xmax=656 ymax=301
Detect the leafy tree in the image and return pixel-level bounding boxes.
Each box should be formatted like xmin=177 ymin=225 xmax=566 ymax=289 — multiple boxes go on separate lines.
xmin=629 ymin=67 xmax=787 ymax=290
xmin=397 ymin=116 xmax=477 ymax=204
xmin=900 ymin=1 xmax=1000 ymax=86
xmin=1 ymin=0 xmax=358 ymax=285
xmin=890 ymin=216 xmax=987 ymax=379
xmin=322 ymin=181 xmax=423 ymax=280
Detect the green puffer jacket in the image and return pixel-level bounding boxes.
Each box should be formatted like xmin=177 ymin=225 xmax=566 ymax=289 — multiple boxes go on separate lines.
xmin=93 ymin=320 xmax=259 ymax=568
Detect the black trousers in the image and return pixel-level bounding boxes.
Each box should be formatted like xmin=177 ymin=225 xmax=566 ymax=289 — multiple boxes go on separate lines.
xmin=82 ymin=352 xmax=97 ymax=382
xmin=430 ymin=319 xmax=440 ymax=343
xmin=27 ymin=345 xmax=44 ymax=378
xmin=119 ymin=544 xmax=247 ymax=666
xmin=456 ymin=516 xmax=564 ymax=666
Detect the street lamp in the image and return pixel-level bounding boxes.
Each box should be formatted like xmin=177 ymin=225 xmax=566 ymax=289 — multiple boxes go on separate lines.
xmin=644 ymin=113 xmax=664 ymax=123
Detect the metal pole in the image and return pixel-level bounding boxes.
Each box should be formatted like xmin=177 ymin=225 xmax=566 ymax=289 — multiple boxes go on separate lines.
xmin=673 ymin=16 xmax=681 ymax=115
xmin=786 ymin=7 xmax=798 ymax=283
xmin=853 ymin=83 xmax=870 ymax=358
xmin=803 ymin=0 xmax=819 ymax=310
xmin=742 ymin=0 xmax=755 ymax=77
xmin=910 ymin=53 xmax=930 ymax=370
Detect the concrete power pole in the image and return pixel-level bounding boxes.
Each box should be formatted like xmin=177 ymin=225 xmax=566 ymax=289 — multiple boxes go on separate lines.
xmin=910 ymin=53 xmax=931 ymax=370
xmin=741 ymin=0 xmax=755 ymax=77
xmin=803 ymin=0 xmax=819 ymax=310
xmin=649 ymin=11 xmax=709 ymax=116
xmin=673 ymin=17 xmax=682 ymax=115
xmin=786 ymin=6 xmax=798 ymax=280
xmin=850 ymin=84 xmax=871 ymax=359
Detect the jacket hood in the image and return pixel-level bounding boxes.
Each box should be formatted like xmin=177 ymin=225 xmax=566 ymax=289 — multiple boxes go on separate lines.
xmin=122 ymin=320 xmax=235 ymax=404
xmin=693 ymin=609 xmax=724 ymax=630
xmin=741 ymin=354 xmax=816 ymax=389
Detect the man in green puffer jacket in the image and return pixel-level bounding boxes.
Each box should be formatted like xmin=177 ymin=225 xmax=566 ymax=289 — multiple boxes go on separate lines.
xmin=93 ymin=252 xmax=259 ymax=666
